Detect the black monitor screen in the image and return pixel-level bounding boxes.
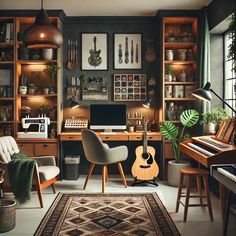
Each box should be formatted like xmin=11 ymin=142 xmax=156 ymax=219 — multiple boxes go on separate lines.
xmin=90 ymin=104 xmax=126 ymax=130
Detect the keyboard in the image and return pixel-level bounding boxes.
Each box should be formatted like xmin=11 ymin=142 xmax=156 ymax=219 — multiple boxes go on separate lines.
xmin=187 ymin=142 xmax=216 ymax=156
xmin=217 ymin=165 xmax=236 ymax=183
xmin=199 ymin=137 xmax=228 ymax=148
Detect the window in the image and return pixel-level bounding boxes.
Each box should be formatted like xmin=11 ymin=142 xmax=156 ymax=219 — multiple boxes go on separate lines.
xmin=224 ymin=30 xmax=236 ymax=116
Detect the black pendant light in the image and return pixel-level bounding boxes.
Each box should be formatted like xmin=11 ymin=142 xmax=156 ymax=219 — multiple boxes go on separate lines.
xmin=23 ymin=0 xmax=63 ymax=48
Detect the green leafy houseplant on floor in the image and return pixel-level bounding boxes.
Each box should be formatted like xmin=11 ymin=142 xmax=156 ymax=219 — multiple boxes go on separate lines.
xmin=160 ymin=109 xmax=199 ymax=163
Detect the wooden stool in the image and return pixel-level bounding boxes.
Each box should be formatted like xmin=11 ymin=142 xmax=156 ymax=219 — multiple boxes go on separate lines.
xmin=175 ymin=167 xmax=213 ymax=222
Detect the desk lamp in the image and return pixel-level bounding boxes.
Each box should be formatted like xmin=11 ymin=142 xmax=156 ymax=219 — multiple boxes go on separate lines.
xmin=192 ymin=82 xmax=236 ymax=113
xmin=142 ymin=96 xmax=158 ymax=131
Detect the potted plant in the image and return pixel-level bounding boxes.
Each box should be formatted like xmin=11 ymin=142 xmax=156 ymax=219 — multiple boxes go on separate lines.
xmin=228 ymin=12 xmax=236 ymax=76
xmin=160 ymin=109 xmax=199 ymax=186
xmin=0 ymin=107 xmax=9 ymax=121
xmin=165 ymin=65 xmax=172 ymax=82
xmin=202 ymin=108 xmax=228 ymax=134
xmin=44 ymin=64 xmax=60 ymax=94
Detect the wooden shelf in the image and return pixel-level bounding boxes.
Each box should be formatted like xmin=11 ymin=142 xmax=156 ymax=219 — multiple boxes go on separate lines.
xmin=0 ymin=97 xmax=14 ymax=101
xmin=164 ymin=42 xmax=197 ymax=48
xmin=17 ymin=60 xmax=57 ymax=65
xmin=164 ymin=98 xmax=196 ymax=101
xmin=17 ymin=94 xmax=58 ymax=98
xmin=0 ymin=42 xmax=14 ymax=47
xmin=164 ymin=82 xmax=196 ymax=85
xmin=165 ymin=60 xmax=197 ymax=65
xmin=0 ymin=61 xmax=14 ymax=64
xmin=0 ymin=121 xmax=14 ymax=124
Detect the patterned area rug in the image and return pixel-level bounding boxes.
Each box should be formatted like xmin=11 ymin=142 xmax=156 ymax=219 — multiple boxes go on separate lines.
xmin=34 ymin=193 xmax=180 ymax=236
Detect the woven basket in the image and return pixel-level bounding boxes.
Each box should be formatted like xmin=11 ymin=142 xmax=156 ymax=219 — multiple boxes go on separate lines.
xmin=0 ymin=199 xmax=16 ymax=233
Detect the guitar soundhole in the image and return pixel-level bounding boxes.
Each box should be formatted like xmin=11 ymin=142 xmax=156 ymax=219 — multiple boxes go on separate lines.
xmin=142 ymin=152 xmax=149 ymax=159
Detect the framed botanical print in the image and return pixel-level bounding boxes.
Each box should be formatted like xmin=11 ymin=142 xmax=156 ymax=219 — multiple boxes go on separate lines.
xmin=114 ymin=33 xmax=142 ymax=69
xmin=81 ymin=33 xmax=108 ymax=70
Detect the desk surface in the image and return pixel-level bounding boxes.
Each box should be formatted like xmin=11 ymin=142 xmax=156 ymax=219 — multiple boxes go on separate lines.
xmin=60 ymin=131 xmax=161 ymax=141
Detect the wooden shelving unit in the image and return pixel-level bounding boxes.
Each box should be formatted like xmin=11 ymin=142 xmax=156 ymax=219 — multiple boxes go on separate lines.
xmin=161 ymin=16 xmax=199 ymax=166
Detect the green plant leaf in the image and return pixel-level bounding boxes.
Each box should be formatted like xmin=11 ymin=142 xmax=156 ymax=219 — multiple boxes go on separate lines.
xmin=160 ymin=121 xmax=178 ymax=140
xmin=180 ymin=109 xmax=199 ymax=127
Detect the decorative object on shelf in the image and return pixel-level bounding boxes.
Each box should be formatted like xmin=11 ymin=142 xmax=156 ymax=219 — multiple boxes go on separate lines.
xmin=82 ymin=77 xmax=108 ymax=101
xmin=114 ymin=33 xmax=142 ymax=69
xmin=186 ymin=49 xmax=194 ymax=61
xmin=19 ymin=85 xmax=27 ymax=95
xmin=113 ymin=74 xmax=146 ymax=101
xmin=177 ymin=49 xmax=187 ymax=61
xmin=81 ymin=33 xmax=108 ymax=70
xmin=30 ymin=49 xmax=41 ymax=60
xmin=202 ymin=108 xmax=228 ymax=135
xmin=185 ymin=85 xmax=195 ymax=98
xmin=20 ymin=106 xmax=31 ymax=119
xmin=165 ymin=65 xmax=172 ymax=82
xmin=19 ymin=75 xmax=27 ymax=94
xmin=18 ymin=46 xmax=29 ymax=60
xmin=42 ymin=48 xmax=53 ymax=60
xmin=160 ymin=109 xmax=199 ymax=186
xmin=144 ymin=39 xmax=156 ymax=62
xmin=28 ymin=83 xmax=36 ymax=95
xmin=43 ymin=88 xmax=49 ymax=94
xmin=165 ymin=85 xmax=173 ymax=98
xmin=179 ymin=70 xmax=187 ymax=82
xmin=0 ymin=106 xmax=9 ymax=122
xmin=23 ymin=0 xmax=63 ymax=48
xmin=173 ymin=85 xmax=184 ymax=98
xmin=44 ymin=64 xmax=60 ymax=94
xmin=165 ymin=49 xmax=174 ymax=61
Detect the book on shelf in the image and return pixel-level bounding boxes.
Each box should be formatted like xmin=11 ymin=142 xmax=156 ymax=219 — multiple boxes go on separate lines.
xmin=0 ymin=22 xmax=14 ymax=43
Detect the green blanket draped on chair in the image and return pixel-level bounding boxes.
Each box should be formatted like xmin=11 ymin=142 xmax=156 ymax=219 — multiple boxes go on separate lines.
xmin=7 ymin=156 xmax=36 ymax=203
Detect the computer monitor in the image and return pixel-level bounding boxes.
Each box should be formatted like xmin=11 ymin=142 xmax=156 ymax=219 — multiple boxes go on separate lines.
xmin=90 ymin=104 xmax=126 ymax=132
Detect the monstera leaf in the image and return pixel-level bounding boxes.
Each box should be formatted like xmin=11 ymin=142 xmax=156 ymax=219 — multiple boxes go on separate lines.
xmin=180 ymin=109 xmax=199 ymax=127
xmin=159 ymin=121 xmax=178 ymax=141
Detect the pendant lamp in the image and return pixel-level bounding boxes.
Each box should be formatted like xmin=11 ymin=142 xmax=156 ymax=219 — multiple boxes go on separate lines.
xmin=23 ymin=0 xmax=63 ymax=48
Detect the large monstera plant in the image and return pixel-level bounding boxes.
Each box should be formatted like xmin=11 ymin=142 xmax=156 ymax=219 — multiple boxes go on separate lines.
xmin=160 ymin=109 xmax=199 ymax=163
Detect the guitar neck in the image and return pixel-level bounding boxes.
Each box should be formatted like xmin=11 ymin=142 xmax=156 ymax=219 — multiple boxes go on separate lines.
xmin=143 ymin=120 xmax=148 ymax=153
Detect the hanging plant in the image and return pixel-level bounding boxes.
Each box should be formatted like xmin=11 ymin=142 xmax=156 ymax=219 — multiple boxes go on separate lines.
xmin=228 ymin=12 xmax=236 ymax=74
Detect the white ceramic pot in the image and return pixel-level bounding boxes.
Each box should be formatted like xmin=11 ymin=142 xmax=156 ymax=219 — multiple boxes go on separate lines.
xmin=178 ymin=49 xmax=187 ymax=61
xmin=42 ymin=49 xmax=53 ymax=60
xmin=167 ymin=160 xmax=192 ymax=187
xmin=205 ymin=123 xmax=216 ymax=135
xmin=165 ymin=50 xmax=174 ymax=61
xmin=19 ymin=86 xmax=27 ymax=95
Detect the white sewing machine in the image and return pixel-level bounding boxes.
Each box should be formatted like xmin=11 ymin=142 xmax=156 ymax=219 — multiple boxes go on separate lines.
xmin=17 ymin=116 xmax=50 ymax=139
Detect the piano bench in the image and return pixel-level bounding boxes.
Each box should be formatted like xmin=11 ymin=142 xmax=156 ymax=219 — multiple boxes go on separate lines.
xmin=175 ymin=167 xmax=214 ymax=222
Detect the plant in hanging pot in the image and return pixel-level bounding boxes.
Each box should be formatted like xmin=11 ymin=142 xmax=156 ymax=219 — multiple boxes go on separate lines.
xmin=44 ymin=64 xmax=60 ymax=94
xmin=160 ymin=109 xmax=199 ymax=186
xmin=202 ymin=108 xmax=228 ymax=134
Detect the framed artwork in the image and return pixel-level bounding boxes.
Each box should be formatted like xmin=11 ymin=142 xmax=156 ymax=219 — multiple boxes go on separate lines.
xmin=173 ymin=85 xmax=184 ymax=98
xmin=114 ymin=33 xmax=142 ymax=69
xmin=81 ymin=33 xmax=108 ymax=70
xmin=113 ymin=74 xmax=146 ymax=101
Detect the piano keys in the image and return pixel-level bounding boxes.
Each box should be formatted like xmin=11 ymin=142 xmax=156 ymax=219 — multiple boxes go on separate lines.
xmin=179 ymin=135 xmax=236 ymax=167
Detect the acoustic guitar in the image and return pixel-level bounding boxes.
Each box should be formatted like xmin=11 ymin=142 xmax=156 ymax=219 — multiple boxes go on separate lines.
xmin=88 ymin=36 xmax=102 ymax=67
xmin=131 ymin=119 xmax=159 ymax=181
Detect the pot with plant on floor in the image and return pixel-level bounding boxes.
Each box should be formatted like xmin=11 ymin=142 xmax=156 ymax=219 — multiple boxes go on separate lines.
xmin=202 ymin=108 xmax=228 ymax=135
xmin=160 ymin=109 xmax=199 ymax=187
xmin=44 ymin=64 xmax=60 ymax=94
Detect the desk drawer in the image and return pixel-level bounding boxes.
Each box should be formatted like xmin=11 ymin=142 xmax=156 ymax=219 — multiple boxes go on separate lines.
xmin=18 ymin=143 xmax=34 ymax=156
xmin=35 ymin=143 xmax=57 ymax=156
xmin=100 ymin=135 xmax=129 ymax=141
xmin=60 ymin=134 xmax=82 ymax=141
xmin=129 ymin=135 xmax=143 ymax=141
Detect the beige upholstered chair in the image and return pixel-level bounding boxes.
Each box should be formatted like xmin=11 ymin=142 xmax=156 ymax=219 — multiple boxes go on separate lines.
xmin=0 ymin=136 xmax=60 ymax=208
xmin=82 ymin=129 xmax=128 ymax=193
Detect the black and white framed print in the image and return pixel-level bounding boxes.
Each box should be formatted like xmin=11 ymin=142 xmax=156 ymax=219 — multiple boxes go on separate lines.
xmin=81 ymin=33 xmax=108 ymax=70
xmin=114 ymin=33 xmax=142 ymax=69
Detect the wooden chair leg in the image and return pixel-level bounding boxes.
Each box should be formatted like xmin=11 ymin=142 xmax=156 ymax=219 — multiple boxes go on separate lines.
xmin=34 ymin=165 xmax=43 ymax=208
xmin=51 ymin=183 xmax=56 ymax=194
xmin=196 ymin=176 xmax=203 ymax=205
xmin=184 ymin=175 xmax=191 ymax=222
xmin=102 ymin=165 xmax=106 ymax=193
xmin=117 ymin=163 xmax=127 ymax=188
xmin=83 ymin=163 xmax=95 ymax=190
xmin=105 ymin=165 xmax=108 ymax=182
xmin=203 ymin=176 xmax=213 ymax=221
xmin=175 ymin=172 xmax=184 ymax=212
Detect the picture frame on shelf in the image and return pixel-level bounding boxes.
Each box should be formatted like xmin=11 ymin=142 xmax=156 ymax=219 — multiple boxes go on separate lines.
xmin=81 ymin=33 xmax=108 ymax=70
xmin=173 ymin=85 xmax=184 ymax=98
xmin=113 ymin=74 xmax=146 ymax=101
xmin=114 ymin=33 xmax=142 ymax=69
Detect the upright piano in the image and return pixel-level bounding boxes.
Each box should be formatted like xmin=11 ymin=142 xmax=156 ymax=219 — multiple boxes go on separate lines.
xmin=179 ymin=118 xmax=236 ymax=235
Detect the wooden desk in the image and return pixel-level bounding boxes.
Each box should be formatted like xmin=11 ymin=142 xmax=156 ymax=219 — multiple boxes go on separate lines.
xmin=60 ymin=132 xmax=161 ymax=141
xmin=59 ymin=131 xmax=162 ymax=179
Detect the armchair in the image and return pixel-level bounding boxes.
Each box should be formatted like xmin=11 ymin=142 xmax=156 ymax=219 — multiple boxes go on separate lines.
xmin=0 ymin=136 xmax=60 ymax=208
